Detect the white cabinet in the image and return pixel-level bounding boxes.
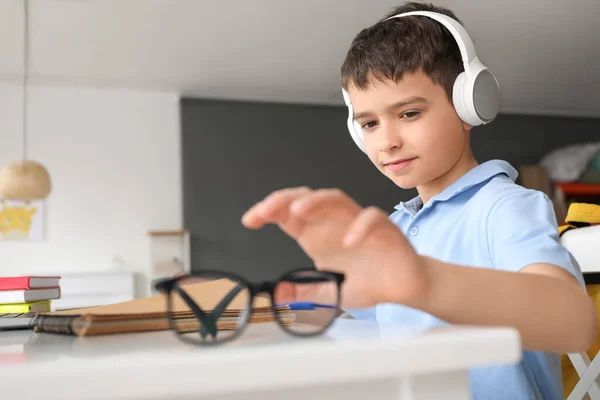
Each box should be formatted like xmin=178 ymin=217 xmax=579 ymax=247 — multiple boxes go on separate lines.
xmin=148 ymin=230 xmax=191 ymax=294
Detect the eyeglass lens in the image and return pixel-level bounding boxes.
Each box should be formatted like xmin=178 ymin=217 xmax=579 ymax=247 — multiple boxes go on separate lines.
xmin=274 ymin=270 xmax=339 ymax=335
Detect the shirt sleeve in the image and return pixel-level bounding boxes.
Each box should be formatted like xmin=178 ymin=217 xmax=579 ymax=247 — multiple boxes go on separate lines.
xmin=486 ymin=189 xmax=585 ymax=287
xmin=342 ymin=306 xmax=377 ymax=320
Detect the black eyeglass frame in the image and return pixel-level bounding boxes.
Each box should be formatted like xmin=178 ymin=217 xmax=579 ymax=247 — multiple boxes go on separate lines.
xmin=153 ymin=268 xmax=345 ymax=345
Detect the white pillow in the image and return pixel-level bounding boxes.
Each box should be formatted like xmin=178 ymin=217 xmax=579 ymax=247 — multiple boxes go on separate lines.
xmin=540 ymin=142 xmax=600 ymax=182
xmin=560 ymin=225 xmax=600 ymax=273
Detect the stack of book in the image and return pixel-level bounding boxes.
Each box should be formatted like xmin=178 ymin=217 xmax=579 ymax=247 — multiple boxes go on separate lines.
xmin=0 ymin=276 xmax=61 ymax=330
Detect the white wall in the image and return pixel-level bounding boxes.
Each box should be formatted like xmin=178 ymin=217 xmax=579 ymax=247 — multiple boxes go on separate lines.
xmin=0 ymin=83 xmax=182 ymax=297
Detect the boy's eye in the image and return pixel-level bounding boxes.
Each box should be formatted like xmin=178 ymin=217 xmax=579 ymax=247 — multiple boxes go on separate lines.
xmin=361 ymin=121 xmax=378 ymax=129
xmin=401 ymin=111 xmax=420 ymax=119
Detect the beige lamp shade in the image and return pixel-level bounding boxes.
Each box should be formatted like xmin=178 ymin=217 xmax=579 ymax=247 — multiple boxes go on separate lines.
xmin=0 ymin=160 xmax=52 ymax=201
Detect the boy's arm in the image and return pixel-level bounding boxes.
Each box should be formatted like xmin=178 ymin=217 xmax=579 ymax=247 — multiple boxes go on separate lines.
xmin=399 ymin=257 xmax=597 ymax=353
xmin=242 ymin=187 xmax=597 ymax=354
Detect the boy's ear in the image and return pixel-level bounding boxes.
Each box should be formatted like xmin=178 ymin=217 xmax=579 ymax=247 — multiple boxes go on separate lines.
xmin=462 ymin=121 xmax=473 ymax=132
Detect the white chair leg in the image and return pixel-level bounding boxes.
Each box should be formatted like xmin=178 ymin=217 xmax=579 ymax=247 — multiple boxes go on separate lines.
xmin=571 ymin=353 xmax=593 ymax=377
xmin=568 ymin=352 xmax=600 ymax=400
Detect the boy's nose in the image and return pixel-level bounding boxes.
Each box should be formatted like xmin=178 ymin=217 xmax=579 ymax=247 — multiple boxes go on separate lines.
xmin=377 ymin=122 xmax=403 ymax=152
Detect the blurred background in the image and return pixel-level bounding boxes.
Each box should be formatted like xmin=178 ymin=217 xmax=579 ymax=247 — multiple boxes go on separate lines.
xmin=0 ymin=0 xmax=598 ymax=305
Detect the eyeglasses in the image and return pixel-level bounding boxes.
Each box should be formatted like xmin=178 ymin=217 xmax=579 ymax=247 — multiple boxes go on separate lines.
xmin=153 ymin=268 xmax=345 ymax=345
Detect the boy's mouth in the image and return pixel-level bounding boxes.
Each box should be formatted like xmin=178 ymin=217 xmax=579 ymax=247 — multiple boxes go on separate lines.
xmin=383 ymin=157 xmax=417 ymax=172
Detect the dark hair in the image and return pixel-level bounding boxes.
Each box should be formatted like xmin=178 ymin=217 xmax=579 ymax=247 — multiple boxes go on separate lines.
xmin=340 ymin=2 xmax=464 ymax=101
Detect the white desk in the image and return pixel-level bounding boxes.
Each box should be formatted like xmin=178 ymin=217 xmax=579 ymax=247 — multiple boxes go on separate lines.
xmin=0 ymin=320 xmax=521 ymax=400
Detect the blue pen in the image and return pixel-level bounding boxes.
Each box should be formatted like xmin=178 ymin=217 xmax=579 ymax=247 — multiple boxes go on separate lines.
xmin=278 ymin=301 xmax=337 ymax=310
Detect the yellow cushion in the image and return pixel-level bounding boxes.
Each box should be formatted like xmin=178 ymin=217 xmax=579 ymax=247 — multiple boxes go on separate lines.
xmin=566 ymin=203 xmax=600 ymax=225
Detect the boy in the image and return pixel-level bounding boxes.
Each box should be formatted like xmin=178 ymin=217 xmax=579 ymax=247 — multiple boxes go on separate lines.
xmin=241 ymin=2 xmax=597 ymax=399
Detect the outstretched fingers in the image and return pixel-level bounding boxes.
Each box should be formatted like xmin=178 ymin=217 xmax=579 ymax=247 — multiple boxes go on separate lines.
xmin=241 ymin=187 xmax=312 ymax=229
xmin=290 ymin=188 xmax=360 ymax=220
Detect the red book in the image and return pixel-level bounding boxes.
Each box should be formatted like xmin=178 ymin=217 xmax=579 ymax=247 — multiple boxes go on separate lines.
xmin=0 ymin=276 xmax=60 ymax=291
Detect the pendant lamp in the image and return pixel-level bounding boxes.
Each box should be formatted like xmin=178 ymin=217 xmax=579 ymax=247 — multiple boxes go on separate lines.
xmin=0 ymin=0 xmax=51 ymax=202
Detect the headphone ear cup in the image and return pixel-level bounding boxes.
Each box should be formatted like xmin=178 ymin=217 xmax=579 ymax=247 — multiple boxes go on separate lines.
xmin=452 ymin=72 xmax=481 ymax=127
xmin=453 ymin=64 xmax=501 ymax=127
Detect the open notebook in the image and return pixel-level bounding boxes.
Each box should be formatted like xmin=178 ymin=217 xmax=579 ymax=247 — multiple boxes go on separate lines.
xmin=31 ymin=279 xmax=291 ymax=337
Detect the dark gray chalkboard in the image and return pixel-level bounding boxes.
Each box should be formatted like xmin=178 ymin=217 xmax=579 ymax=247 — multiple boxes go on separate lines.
xmin=181 ymin=97 xmax=600 ymax=279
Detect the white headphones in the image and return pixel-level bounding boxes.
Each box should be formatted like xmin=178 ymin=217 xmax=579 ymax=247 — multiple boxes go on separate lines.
xmin=342 ymin=11 xmax=501 ymax=153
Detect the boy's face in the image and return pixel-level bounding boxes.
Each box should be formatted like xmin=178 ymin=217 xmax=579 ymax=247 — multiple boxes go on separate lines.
xmin=347 ymin=71 xmax=472 ymax=190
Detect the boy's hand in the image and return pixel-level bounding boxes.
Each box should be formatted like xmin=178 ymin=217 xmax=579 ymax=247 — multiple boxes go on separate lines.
xmin=241 ymin=187 xmax=428 ymax=309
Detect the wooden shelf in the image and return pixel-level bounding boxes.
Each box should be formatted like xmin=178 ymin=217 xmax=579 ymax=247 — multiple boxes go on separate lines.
xmin=148 ymin=230 xmax=189 ymax=237
xmin=555 ymin=182 xmax=600 ymax=196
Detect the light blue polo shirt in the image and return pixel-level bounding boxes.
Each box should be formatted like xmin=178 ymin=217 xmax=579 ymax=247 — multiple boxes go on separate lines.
xmin=345 ymin=159 xmax=584 ymax=400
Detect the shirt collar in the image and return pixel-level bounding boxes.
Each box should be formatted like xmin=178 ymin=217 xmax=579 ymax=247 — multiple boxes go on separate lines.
xmin=394 ymin=160 xmax=518 ymax=214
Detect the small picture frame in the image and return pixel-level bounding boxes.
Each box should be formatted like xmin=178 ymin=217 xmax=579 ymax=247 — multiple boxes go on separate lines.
xmin=0 ymin=199 xmax=46 ymax=241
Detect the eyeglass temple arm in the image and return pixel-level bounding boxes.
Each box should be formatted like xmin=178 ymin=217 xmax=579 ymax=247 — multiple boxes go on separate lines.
xmin=198 ymin=284 xmax=245 ymax=337
xmin=174 ymin=286 xmax=218 ymax=338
